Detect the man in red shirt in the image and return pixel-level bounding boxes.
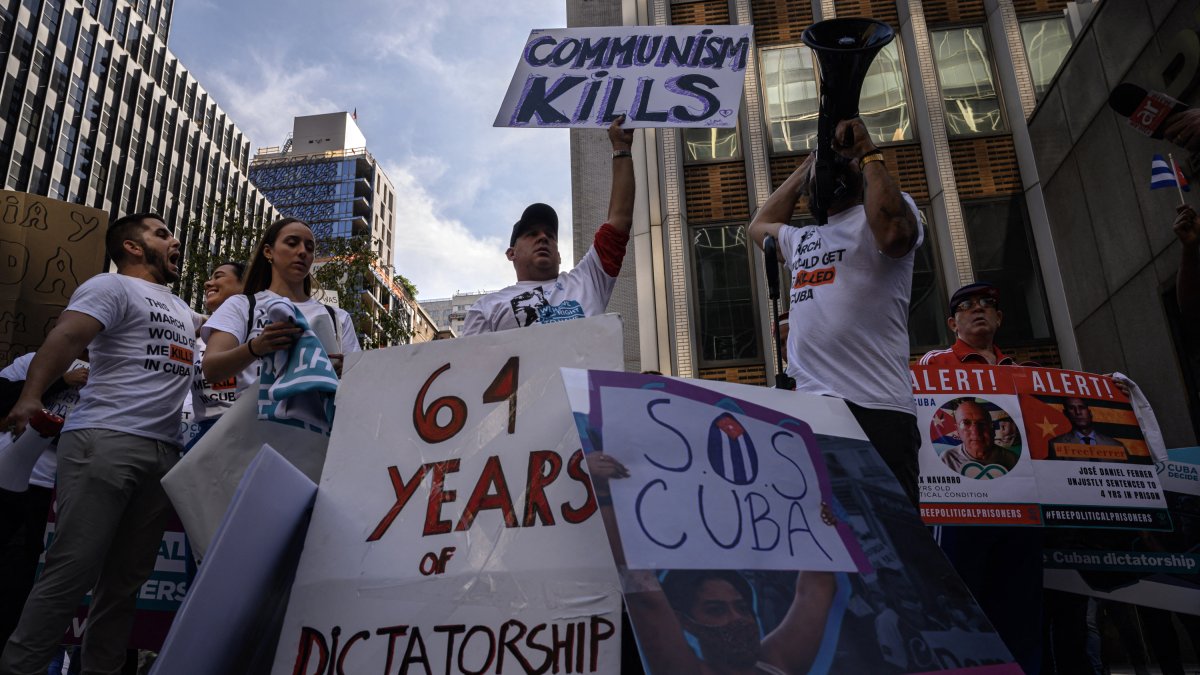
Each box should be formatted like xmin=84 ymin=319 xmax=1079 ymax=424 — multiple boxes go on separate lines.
xmin=920 ymin=281 xmax=1046 ymax=674
xmin=919 ymin=281 xmax=1022 ymax=367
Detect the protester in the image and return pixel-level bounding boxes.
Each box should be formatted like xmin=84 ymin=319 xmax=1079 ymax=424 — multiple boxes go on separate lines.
xmin=0 ymin=213 xmax=199 ymax=675
xmin=748 ymin=117 xmax=922 ymax=506
xmin=461 ymin=117 xmax=635 ymax=334
xmin=1173 ymin=204 xmax=1198 ymax=315
xmin=202 ymin=218 xmax=359 ymax=389
xmin=0 ymin=352 xmax=87 ymax=651
xmin=921 ymin=281 xmax=1043 ymax=674
xmin=185 ymin=261 xmax=245 ymax=449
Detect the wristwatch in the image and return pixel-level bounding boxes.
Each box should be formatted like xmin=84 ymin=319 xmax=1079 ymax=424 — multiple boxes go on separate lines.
xmin=858 ymin=151 xmax=885 ymax=171
xmin=612 ymin=150 xmax=633 ymax=159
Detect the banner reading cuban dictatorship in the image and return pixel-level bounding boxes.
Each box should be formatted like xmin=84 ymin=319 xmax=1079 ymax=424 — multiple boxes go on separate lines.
xmin=272 ymin=316 xmax=625 ymax=675
xmin=564 ymin=369 xmax=1021 ymax=674
xmin=912 ymin=364 xmax=1169 ymax=529
xmin=495 ymin=25 xmax=753 ymax=129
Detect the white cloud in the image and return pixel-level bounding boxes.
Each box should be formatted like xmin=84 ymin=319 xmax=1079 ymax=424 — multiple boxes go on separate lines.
xmin=386 ymin=162 xmax=516 ymax=299
xmin=202 ymin=52 xmax=343 ymax=149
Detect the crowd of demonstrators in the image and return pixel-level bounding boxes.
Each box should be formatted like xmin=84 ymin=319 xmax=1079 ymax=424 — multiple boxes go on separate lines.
xmin=748 ymin=117 xmax=923 ymax=507
xmin=0 ymin=214 xmax=199 ymax=675
xmin=202 ymin=217 xmax=359 ymax=392
xmin=462 ymin=117 xmax=635 ymax=335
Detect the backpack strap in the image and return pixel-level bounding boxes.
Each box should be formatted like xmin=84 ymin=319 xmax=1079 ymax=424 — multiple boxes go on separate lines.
xmin=323 ymin=304 xmax=341 ymax=350
xmin=244 ymin=292 xmax=257 ymax=341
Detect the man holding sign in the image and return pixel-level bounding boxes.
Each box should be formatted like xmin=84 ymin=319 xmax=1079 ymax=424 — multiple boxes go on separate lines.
xmin=462 ymin=117 xmax=634 ymax=334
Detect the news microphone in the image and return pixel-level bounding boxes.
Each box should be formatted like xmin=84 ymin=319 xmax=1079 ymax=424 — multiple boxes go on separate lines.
xmin=1108 ymin=83 xmax=1188 ymax=139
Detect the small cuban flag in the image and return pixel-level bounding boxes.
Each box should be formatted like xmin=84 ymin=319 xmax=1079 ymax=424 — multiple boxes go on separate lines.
xmin=1152 ymin=153 xmax=1190 ymax=192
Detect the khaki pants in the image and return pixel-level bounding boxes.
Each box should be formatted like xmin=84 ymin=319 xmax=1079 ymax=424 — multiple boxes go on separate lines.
xmin=0 ymin=429 xmax=179 ymax=675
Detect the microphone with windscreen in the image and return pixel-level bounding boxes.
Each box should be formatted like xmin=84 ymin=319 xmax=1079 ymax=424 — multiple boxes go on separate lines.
xmin=1108 ymin=82 xmax=1189 ymax=138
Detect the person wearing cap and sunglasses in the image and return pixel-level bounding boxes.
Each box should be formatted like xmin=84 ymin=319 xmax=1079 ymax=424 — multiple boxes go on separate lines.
xmin=920 ymin=281 xmax=1043 ymax=674
xmin=461 ymin=117 xmax=635 ymax=335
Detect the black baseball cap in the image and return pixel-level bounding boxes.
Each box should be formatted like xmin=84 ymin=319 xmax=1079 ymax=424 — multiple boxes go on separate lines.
xmin=510 ymin=203 xmax=558 ymax=247
xmin=949 ymin=282 xmax=1000 ymax=315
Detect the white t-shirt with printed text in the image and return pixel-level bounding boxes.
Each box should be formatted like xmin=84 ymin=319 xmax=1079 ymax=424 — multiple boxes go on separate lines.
xmin=201 ymin=290 xmax=360 ymax=399
xmin=0 ymin=353 xmax=87 ymax=488
xmin=461 ymin=247 xmax=616 ymax=335
xmin=61 ymin=273 xmax=199 ymax=444
xmin=775 ymin=194 xmax=923 ymax=414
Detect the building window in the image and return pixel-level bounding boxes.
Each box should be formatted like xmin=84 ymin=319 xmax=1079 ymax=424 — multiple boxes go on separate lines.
xmin=962 ymin=196 xmax=1052 ymax=345
xmin=762 ymin=40 xmax=912 ymax=153
xmin=692 ymin=223 xmax=760 ymax=364
xmin=761 ymin=45 xmax=819 ymax=153
xmin=1020 ymin=17 xmax=1071 ymax=99
xmin=860 ymin=41 xmax=912 ymax=144
xmin=930 ymin=27 xmax=1007 ymax=137
xmin=908 ymin=209 xmax=950 ymax=351
xmin=682 ymin=125 xmax=741 ymax=163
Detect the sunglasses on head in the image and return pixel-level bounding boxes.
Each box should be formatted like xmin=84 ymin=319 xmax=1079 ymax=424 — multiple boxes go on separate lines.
xmin=953 ymin=296 xmax=999 ymax=313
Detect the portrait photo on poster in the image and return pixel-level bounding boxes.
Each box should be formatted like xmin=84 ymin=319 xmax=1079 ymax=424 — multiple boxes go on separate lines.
xmin=930 ymin=397 xmax=1023 ymax=480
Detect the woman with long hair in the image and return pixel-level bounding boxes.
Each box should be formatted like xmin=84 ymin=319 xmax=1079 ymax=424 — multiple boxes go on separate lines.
xmin=182 ymin=260 xmax=245 ymax=449
xmin=202 ymin=217 xmax=359 ymax=390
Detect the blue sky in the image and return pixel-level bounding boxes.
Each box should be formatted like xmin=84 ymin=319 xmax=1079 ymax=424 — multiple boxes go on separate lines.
xmin=168 ymin=0 xmax=572 ymax=299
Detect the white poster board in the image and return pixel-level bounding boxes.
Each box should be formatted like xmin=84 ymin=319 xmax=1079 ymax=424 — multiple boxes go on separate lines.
xmin=273 ymin=316 xmax=625 ymax=675
xmin=495 ymin=26 xmax=753 ymax=129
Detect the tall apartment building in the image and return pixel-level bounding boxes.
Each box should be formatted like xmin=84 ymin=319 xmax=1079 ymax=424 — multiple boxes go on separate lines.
xmin=249 ymin=113 xmax=396 ymax=267
xmin=0 ymin=0 xmax=275 ymax=304
xmin=249 ymin=112 xmax=434 ymax=346
xmin=568 ymin=0 xmax=1080 ymax=382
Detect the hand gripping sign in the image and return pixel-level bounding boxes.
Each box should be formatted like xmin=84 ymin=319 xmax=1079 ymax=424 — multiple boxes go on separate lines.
xmin=273 ymin=316 xmax=625 ymax=675
xmin=495 ymin=26 xmax=753 ymax=129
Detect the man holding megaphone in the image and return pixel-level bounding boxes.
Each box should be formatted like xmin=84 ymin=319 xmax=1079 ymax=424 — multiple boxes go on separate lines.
xmin=749 ymin=116 xmax=922 ymax=506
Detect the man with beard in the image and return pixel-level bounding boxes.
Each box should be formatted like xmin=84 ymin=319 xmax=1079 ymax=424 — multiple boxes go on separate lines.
xmin=0 ymin=214 xmax=199 ymax=675
xmin=462 ymin=117 xmax=635 ymax=334
xmin=642 ymin=569 xmax=835 ymax=675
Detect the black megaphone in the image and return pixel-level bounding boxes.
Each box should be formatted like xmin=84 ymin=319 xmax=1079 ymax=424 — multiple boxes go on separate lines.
xmin=801 ymin=18 xmax=895 ymax=224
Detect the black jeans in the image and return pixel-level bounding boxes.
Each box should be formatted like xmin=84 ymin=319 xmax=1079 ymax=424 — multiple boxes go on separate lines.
xmin=845 ymin=401 xmax=921 ymax=508
xmin=0 ymin=485 xmax=53 ymax=651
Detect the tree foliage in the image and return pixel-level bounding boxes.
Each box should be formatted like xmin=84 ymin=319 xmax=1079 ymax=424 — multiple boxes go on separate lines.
xmin=314 ymin=235 xmax=413 ymax=349
xmin=178 ymin=200 xmax=267 ymax=311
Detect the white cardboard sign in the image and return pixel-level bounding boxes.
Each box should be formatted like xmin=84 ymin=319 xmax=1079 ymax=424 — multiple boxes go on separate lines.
xmin=495 ymin=25 xmax=753 ymax=129
xmin=273 ymin=316 xmax=625 ymax=675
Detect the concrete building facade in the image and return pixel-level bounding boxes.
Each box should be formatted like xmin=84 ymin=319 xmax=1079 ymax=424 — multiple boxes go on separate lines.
xmin=0 ymin=0 xmax=275 ymax=302
xmin=1028 ymin=0 xmax=1200 ymax=446
xmin=566 ymin=1 xmax=1102 ymax=386
xmin=420 ymin=289 xmax=496 ymax=336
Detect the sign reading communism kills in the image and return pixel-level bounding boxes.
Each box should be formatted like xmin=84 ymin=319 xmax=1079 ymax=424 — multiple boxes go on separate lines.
xmin=273 ymin=316 xmax=624 ymax=675
xmin=495 ymin=25 xmax=753 ymax=129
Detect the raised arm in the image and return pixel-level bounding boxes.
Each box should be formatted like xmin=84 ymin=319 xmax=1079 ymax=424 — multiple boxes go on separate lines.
xmin=607 ymin=116 xmax=636 ymax=235
xmin=1 ymin=311 xmax=101 ymax=435
xmin=760 ymin=571 xmax=836 ymax=672
xmin=749 ymin=153 xmax=816 ymax=249
xmin=834 ymin=118 xmax=917 ymax=258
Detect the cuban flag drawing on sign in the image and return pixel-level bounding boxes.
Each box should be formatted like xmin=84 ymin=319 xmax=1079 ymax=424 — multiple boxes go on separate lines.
xmin=707 ymin=412 xmax=759 ymax=485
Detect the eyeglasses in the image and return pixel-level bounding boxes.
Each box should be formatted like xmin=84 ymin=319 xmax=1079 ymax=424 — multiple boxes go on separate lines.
xmin=953 ymin=296 xmax=999 ymax=313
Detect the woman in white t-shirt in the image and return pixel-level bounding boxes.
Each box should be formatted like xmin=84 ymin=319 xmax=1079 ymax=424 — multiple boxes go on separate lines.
xmin=202 ymin=218 xmax=359 ymax=391
xmin=182 ymin=260 xmax=246 ymax=450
